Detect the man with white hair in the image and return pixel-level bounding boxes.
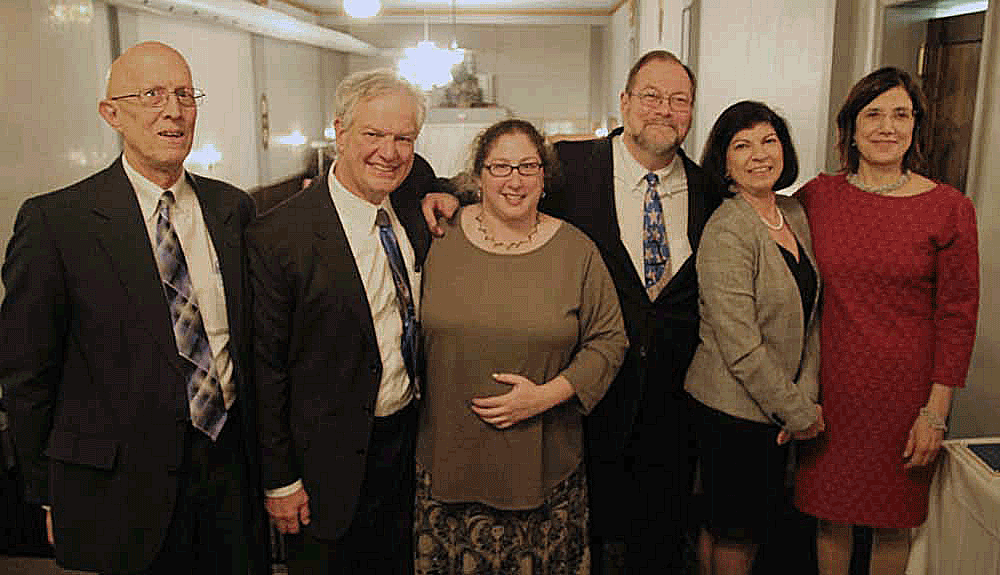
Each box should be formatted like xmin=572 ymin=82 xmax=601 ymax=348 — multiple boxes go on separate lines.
xmin=248 ymin=68 xmax=435 ymax=574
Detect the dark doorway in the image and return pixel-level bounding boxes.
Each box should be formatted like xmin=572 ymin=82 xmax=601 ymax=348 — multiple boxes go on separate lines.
xmin=920 ymin=10 xmax=985 ymax=193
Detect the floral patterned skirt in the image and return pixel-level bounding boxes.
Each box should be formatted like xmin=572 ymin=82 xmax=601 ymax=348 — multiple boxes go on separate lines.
xmin=414 ymin=462 xmax=589 ymax=575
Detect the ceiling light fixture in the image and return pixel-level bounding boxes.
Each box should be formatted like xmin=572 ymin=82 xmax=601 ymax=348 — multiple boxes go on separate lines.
xmin=397 ymin=3 xmax=464 ymax=92
xmin=343 ymin=0 xmax=381 ymax=19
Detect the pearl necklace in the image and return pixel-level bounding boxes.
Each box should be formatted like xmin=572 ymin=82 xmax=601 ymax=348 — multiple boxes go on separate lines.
xmin=475 ymin=211 xmax=541 ymax=250
xmin=735 ymin=186 xmax=785 ymax=231
xmin=847 ymin=171 xmax=910 ymax=195
xmin=758 ymin=206 xmax=784 ymax=231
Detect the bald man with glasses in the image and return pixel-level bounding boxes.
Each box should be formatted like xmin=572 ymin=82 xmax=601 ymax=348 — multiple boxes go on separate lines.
xmin=1 ymin=41 xmax=267 ymax=574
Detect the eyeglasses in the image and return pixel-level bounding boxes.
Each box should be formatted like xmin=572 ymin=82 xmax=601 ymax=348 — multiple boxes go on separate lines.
xmin=484 ymin=161 xmax=544 ymax=177
xmin=630 ymin=90 xmax=692 ymax=112
xmin=109 ymin=87 xmax=205 ymax=108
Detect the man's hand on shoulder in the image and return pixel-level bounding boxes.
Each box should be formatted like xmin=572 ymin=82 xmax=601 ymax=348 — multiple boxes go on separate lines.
xmin=421 ymin=193 xmax=460 ymax=237
xmin=265 ymin=485 xmax=311 ymax=534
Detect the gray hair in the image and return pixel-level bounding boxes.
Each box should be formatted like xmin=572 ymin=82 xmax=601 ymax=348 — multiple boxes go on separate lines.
xmin=334 ymin=68 xmax=426 ymax=133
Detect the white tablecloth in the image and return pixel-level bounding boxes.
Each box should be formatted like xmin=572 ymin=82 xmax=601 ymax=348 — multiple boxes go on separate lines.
xmin=906 ymin=437 xmax=1000 ymax=574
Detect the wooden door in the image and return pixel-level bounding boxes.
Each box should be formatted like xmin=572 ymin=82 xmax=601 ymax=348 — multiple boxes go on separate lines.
xmin=920 ymin=11 xmax=985 ymax=193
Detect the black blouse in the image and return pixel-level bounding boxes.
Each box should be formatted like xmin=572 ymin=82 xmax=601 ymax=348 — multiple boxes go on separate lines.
xmin=777 ymin=239 xmax=817 ymax=330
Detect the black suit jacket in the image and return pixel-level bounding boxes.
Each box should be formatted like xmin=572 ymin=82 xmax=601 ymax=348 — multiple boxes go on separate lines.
xmin=247 ymin=155 xmax=433 ymax=541
xmin=544 ymin=129 xmax=720 ymax=461
xmin=0 ymin=157 xmax=266 ymax=573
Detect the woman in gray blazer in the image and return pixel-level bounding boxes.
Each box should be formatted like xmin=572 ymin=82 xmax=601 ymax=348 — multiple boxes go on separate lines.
xmin=686 ymin=101 xmax=825 ymax=575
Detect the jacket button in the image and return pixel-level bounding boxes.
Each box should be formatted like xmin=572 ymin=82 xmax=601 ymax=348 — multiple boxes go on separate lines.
xmin=369 ymin=363 xmax=379 ymax=375
xmin=639 ymin=345 xmax=647 ymax=358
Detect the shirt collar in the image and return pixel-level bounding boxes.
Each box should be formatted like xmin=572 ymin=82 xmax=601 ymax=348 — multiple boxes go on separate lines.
xmin=327 ymin=163 xmax=393 ymax=237
xmin=615 ymin=137 xmax=683 ymax=196
xmin=122 ymin=154 xmax=194 ymax=221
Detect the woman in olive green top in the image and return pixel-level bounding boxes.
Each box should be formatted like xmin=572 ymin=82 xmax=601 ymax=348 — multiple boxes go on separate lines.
xmin=415 ymin=119 xmax=627 ymax=574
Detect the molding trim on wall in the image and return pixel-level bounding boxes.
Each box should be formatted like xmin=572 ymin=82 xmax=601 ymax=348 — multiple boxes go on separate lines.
xmin=105 ymin=0 xmax=377 ymax=54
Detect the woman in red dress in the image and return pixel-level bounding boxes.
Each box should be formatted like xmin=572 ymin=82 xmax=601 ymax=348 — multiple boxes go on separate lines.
xmin=794 ymin=67 xmax=979 ymax=574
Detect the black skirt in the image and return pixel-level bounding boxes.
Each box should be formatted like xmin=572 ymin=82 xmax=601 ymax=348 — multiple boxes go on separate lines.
xmin=691 ymin=397 xmax=790 ymax=544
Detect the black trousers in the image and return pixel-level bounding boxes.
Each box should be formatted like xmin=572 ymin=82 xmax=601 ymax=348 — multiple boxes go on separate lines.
xmin=286 ymin=402 xmax=418 ymax=575
xmin=589 ymin=392 xmax=697 ymax=575
xmin=135 ymin=409 xmax=257 ymax=575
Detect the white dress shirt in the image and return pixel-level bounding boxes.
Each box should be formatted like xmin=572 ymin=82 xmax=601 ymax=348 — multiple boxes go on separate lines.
xmin=327 ymin=164 xmax=420 ymax=418
xmin=612 ymin=135 xmax=691 ymax=286
xmin=124 ymin=156 xmax=235 ymax=409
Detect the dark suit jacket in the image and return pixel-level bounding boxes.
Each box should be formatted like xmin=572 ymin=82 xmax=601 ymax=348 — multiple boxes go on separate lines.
xmin=544 ymin=129 xmax=720 ymax=533
xmin=0 ymin=157 xmax=266 ymax=574
xmin=247 ymin=155 xmax=433 ymax=541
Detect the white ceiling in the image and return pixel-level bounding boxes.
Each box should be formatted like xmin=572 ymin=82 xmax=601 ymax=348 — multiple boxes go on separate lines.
xmin=286 ymin=0 xmax=622 ymax=17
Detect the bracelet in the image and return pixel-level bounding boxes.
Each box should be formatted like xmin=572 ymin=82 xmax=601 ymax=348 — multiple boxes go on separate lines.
xmin=919 ymin=407 xmax=948 ymax=432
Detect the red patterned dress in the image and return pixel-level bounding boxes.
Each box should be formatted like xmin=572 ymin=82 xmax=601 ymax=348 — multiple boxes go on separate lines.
xmin=793 ymin=173 xmax=979 ymax=527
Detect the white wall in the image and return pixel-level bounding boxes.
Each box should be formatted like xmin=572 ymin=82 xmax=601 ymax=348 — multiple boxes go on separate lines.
xmin=343 ymin=23 xmax=594 ymax=135
xmin=253 ymin=35 xmax=325 ymax=186
xmin=118 ymin=6 xmax=259 ymax=190
xmin=0 ymin=0 xmax=117 ymax=263
xmin=637 ymin=0 xmax=687 ymax=56
xmin=588 ymin=24 xmax=609 ymax=132
xmin=691 ymin=0 xmax=837 ymax=182
xmin=607 ymin=0 xmax=636 ymax=126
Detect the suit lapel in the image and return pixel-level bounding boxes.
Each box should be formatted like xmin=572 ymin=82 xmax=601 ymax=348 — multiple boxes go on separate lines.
xmin=304 ymin=177 xmax=379 ymax=347
xmin=652 ymin=149 xmax=716 ymax=304
xmin=590 ymin=132 xmax=648 ymax=304
xmin=90 ymin=158 xmax=182 ymax=373
xmin=390 ymin=181 xmax=430 ymax=270
xmin=681 ymin=150 xmax=713 ymax=251
xmin=190 ymin=174 xmax=244 ymax=356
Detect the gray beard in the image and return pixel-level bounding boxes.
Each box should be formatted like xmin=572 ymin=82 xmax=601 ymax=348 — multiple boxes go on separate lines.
xmin=632 ymin=128 xmax=680 ymax=162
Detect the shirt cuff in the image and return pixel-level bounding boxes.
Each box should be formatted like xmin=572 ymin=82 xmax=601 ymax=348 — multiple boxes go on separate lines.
xmin=265 ymin=479 xmax=303 ymax=498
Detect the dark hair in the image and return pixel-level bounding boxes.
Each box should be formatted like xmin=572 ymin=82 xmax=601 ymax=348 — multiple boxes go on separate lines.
xmin=625 ymin=50 xmax=697 ymax=102
xmin=469 ymin=118 xmax=559 ymax=191
xmin=700 ymin=100 xmax=799 ymax=196
xmin=836 ymin=66 xmax=926 ymax=173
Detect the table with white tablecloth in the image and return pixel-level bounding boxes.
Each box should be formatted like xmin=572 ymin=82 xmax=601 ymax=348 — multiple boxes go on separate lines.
xmin=906 ymin=437 xmax=1000 ymax=574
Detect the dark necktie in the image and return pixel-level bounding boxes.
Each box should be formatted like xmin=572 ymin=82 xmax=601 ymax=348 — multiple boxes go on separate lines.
xmin=642 ymin=172 xmax=670 ymax=301
xmin=375 ymin=208 xmax=421 ymax=398
xmin=154 ymin=191 xmax=227 ymax=440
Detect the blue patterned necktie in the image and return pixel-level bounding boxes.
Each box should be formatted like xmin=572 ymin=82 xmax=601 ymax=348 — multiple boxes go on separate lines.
xmin=376 ymin=208 xmax=421 ymax=398
xmin=154 ymin=191 xmax=227 ymax=440
xmin=642 ymin=172 xmax=670 ymax=300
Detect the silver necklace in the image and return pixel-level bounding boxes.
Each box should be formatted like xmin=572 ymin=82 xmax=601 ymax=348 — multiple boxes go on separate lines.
xmin=847 ymin=171 xmax=910 ymax=195
xmin=475 ymin=211 xmax=541 ymax=250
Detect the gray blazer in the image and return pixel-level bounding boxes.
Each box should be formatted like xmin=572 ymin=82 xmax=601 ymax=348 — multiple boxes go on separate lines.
xmin=685 ymin=194 xmax=820 ymax=431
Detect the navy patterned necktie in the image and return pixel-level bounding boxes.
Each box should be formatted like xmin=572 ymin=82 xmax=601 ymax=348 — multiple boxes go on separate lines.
xmin=642 ymin=172 xmax=670 ymax=301
xmin=154 ymin=191 xmax=227 ymax=440
xmin=375 ymin=208 xmax=421 ymax=398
